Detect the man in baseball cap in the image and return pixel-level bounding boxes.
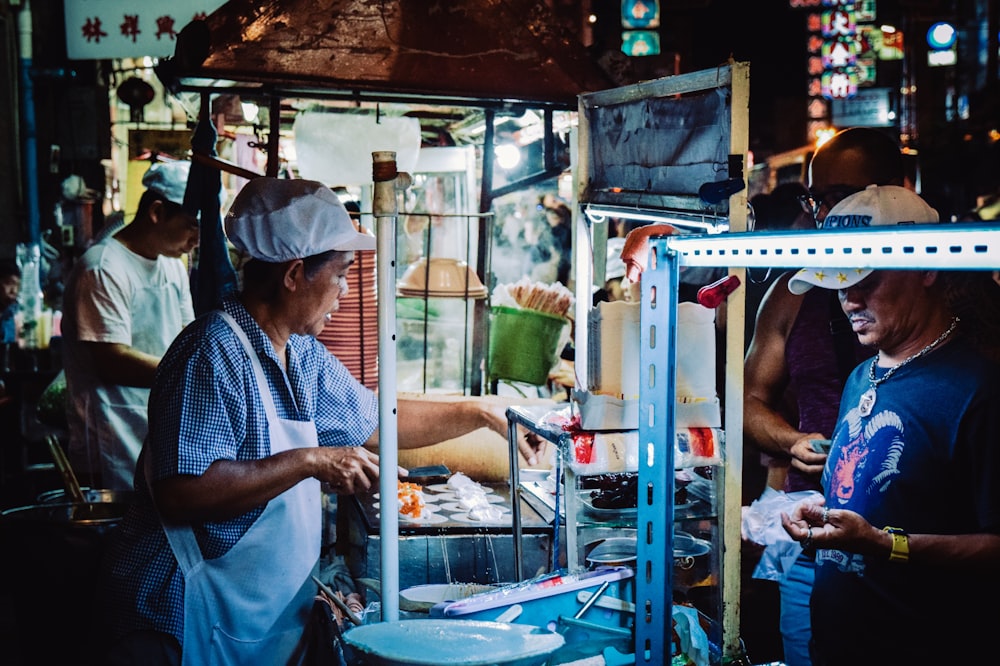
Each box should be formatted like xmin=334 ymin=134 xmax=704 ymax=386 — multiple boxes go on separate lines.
xmin=787 ymin=184 xmax=940 ymax=294
xmin=780 ymin=183 xmax=1000 ymax=665
xmin=62 ymin=159 xmax=199 ymax=489
xmin=141 ymin=160 xmax=191 ymax=206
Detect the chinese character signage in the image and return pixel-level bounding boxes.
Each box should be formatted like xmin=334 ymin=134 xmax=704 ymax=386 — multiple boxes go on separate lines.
xmin=64 ymin=0 xmax=227 ymax=60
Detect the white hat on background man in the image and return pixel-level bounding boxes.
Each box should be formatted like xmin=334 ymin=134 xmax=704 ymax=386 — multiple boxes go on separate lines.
xmin=142 ymin=161 xmax=191 ymax=206
xmin=787 ymin=185 xmax=940 ymax=294
xmin=225 ymin=178 xmax=376 ymax=263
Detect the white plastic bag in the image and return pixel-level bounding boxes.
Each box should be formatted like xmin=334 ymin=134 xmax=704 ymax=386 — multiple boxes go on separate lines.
xmin=742 ymin=487 xmax=822 ymax=581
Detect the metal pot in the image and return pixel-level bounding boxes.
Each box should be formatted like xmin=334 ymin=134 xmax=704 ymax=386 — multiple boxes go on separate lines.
xmin=585 ymin=537 xmax=637 ymax=568
xmin=0 ymin=500 xmax=128 ymax=663
xmin=585 ymin=532 xmax=712 ymax=569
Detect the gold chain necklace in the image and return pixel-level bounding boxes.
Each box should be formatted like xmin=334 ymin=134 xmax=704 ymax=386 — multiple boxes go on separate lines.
xmin=857 ymin=317 xmax=960 ymax=417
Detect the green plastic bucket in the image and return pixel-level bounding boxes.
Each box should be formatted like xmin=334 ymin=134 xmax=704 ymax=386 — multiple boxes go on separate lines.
xmin=488 ymin=306 xmax=567 ymax=385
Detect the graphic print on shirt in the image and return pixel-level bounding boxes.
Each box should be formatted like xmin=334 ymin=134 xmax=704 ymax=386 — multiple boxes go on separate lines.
xmin=819 ymin=406 xmax=905 ymax=573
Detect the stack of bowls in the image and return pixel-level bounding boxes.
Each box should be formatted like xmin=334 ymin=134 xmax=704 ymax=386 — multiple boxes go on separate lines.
xmin=397 ymin=257 xmax=488 ymax=299
xmin=317 ymin=245 xmax=379 ymax=389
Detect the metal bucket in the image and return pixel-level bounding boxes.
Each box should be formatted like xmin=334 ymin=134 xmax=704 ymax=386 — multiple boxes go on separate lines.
xmin=0 ymin=500 xmax=128 ymax=663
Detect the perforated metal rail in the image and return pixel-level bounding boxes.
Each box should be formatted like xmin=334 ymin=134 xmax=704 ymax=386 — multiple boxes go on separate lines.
xmin=660 ymin=224 xmax=1000 ymax=269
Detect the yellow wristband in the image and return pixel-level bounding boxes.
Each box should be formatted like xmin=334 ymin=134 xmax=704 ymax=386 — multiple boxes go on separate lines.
xmin=883 ymin=526 xmax=909 ymax=563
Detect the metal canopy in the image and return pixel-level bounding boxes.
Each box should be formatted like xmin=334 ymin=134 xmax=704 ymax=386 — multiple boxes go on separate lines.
xmin=169 ymin=0 xmax=616 ymax=109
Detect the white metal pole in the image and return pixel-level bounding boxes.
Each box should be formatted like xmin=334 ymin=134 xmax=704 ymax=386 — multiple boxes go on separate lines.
xmin=372 ymin=151 xmax=410 ymax=622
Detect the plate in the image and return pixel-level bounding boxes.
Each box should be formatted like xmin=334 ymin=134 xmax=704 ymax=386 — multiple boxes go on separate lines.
xmin=673 ymin=500 xmax=696 ymax=514
xmin=426 ymin=483 xmax=495 ymax=495
xmin=374 ymin=492 xmax=442 ymax=502
xmin=342 ymin=619 xmax=564 ymax=666
xmin=376 ymin=511 xmax=449 ymax=525
xmin=373 ymin=501 xmax=441 ymax=512
xmin=440 ymin=502 xmax=509 ymax=514
xmin=433 ymin=492 xmax=504 ymax=504
xmin=400 ymin=583 xmax=498 ymax=611
xmin=447 ymin=512 xmax=512 ymax=525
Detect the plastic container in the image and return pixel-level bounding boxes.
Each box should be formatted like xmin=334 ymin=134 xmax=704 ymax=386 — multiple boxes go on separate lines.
xmin=488 ymin=306 xmax=567 ymax=385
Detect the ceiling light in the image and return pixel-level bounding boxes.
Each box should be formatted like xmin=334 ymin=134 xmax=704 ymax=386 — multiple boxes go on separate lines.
xmin=495 ymin=144 xmax=521 ymax=170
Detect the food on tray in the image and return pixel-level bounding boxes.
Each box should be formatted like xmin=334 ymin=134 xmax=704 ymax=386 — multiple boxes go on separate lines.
xmin=467 ymin=505 xmax=505 ymax=522
xmin=446 ymin=471 xmax=478 ymax=491
xmin=579 ymin=471 xmax=636 ymax=492
xmin=589 ymin=473 xmax=638 ymax=509
xmin=457 ymin=492 xmax=492 ymax=511
xmin=446 ymin=472 xmax=493 ymax=504
xmin=397 ymin=481 xmax=425 ymax=519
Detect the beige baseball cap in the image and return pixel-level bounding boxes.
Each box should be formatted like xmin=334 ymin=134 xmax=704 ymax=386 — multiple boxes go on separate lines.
xmin=788 ymin=185 xmax=939 ymax=294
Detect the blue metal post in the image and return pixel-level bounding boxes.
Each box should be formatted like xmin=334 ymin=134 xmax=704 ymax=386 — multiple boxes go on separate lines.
xmin=18 ymin=0 xmax=39 ymax=245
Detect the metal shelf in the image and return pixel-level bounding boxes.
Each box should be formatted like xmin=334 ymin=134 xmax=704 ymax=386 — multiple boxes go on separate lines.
xmin=634 ymin=223 xmax=1000 ymax=664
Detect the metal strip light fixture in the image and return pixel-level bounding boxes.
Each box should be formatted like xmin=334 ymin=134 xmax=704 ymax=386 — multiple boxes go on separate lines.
xmin=583 ymin=203 xmax=729 ymax=234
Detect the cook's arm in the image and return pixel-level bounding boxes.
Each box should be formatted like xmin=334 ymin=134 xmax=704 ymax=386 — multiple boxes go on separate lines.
xmin=86 ymin=341 xmax=160 ymax=387
xmin=152 ymin=445 xmax=382 ymax=523
xmin=370 ymin=396 xmax=549 ymax=466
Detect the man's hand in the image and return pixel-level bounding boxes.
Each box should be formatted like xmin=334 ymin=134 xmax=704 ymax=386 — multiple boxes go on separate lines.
xmin=312 ymin=445 xmax=383 ymax=495
xmin=781 ymin=499 xmax=886 ymax=558
xmin=788 ymin=433 xmax=829 ymax=475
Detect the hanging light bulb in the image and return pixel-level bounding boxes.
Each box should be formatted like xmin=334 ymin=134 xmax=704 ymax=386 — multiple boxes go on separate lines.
xmin=495 ymin=143 xmax=521 ymax=170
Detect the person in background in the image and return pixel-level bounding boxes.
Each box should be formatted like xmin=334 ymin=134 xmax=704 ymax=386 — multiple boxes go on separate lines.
xmin=61 ymin=160 xmax=198 ymax=489
xmin=530 ymin=193 xmax=573 ymax=287
xmin=781 ymin=185 xmax=1000 ymax=665
xmin=0 ymin=259 xmax=21 ymax=344
xmin=738 ymin=181 xmax=816 ymax=662
xmin=745 ymin=181 xmax=815 ymax=494
xmin=97 ymin=178 xmax=548 ymax=665
xmin=742 ymin=127 xmax=904 ymax=666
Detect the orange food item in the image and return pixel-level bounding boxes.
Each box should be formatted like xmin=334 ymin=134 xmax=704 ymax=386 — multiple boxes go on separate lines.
xmin=398 ymin=481 xmax=425 ymax=518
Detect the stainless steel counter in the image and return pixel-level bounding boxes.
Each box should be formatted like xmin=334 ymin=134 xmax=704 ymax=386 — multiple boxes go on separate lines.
xmin=341 ymin=483 xmax=558 ymax=588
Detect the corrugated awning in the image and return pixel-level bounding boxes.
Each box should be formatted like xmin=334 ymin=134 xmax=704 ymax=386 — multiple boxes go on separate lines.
xmin=171 ymin=0 xmax=616 ymax=108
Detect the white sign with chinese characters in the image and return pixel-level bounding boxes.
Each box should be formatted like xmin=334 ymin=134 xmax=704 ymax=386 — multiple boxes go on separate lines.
xmin=64 ymin=0 xmax=226 ymax=61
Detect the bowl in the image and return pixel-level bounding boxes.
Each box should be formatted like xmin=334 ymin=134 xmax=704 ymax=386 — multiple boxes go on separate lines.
xmin=397 ymin=258 xmax=487 ymax=298
xmin=342 ymin=619 xmax=564 ymax=665
xmin=585 ymin=536 xmax=636 ymax=567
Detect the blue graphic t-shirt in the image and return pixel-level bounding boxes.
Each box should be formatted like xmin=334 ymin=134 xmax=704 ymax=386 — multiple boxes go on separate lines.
xmin=813 ymin=337 xmax=1000 ymax=662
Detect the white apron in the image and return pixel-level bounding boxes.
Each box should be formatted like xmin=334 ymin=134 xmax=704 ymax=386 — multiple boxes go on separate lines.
xmin=159 ymin=311 xmax=321 ymax=665
xmin=84 ymin=276 xmax=191 ymax=489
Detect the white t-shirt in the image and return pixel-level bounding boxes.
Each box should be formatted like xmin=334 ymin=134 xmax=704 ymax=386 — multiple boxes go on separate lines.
xmin=62 ymin=238 xmax=194 ymax=488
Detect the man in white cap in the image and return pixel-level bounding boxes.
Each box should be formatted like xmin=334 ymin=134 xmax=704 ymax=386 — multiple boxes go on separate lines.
xmin=780 ymin=185 xmax=1000 ymax=664
xmin=742 ymin=127 xmax=903 ymax=666
xmin=62 ymin=160 xmax=199 ymax=489
xmin=97 ymin=178 xmax=549 ymax=665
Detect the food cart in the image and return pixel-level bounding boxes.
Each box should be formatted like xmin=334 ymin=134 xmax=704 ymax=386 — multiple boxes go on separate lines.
xmin=165 ymin=2 xmax=758 ymax=664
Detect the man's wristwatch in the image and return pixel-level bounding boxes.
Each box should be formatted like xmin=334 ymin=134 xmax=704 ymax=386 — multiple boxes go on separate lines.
xmin=883 ymin=526 xmax=909 ymax=563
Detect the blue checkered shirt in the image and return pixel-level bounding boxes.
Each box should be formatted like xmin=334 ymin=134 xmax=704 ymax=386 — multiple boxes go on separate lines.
xmin=100 ymin=295 xmax=378 ymax=644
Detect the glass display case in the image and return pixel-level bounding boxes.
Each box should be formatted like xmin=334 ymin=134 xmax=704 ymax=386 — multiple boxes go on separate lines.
xmin=571 ymin=62 xmax=750 ymax=664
